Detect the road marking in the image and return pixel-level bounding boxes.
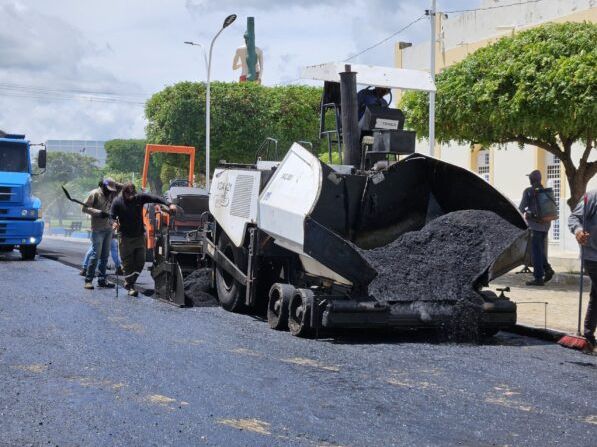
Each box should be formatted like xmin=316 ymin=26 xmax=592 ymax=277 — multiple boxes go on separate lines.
xmin=13 ymin=363 xmax=47 ymax=373
xmin=485 ymin=397 xmax=533 ymax=412
xmin=146 ymin=394 xmax=177 ymax=405
xmin=584 ymin=415 xmax=597 ymax=425
xmin=386 ymin=377 xmax=434 ymax=390
xmin=217 ymin=418 xmax=271 ymax=435
xmin=230 ymin=347 xmax=263 ymax=357
xmin=173 ymin=338 xmax=204 ymax=346
xmin=108 ymin=316 xmax=145 ymax=334
xmin=282 ymin=357 xmax=340 ymax=372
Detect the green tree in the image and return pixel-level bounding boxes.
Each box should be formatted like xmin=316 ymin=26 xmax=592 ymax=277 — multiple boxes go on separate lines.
xmin=145 ymin=81 xmax=324 ymax=184
xmin=104 ymin=139 xmax=157 ymax=191
xmin=33 ymin=151 xmax=100 ymax=225
xmin=401 ymin=22 xmax=596 ymax=209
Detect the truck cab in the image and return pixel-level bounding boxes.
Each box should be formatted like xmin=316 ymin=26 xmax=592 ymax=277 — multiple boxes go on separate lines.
xmin=0 ymin=132 xmax=46 ymax=260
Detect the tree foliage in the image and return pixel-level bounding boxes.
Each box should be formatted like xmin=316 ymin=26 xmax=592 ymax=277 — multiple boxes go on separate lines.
xmin=401 ymin=22 xmax=596 ymax=209
xmin=145 ymin=81 xmax=324 ymax=183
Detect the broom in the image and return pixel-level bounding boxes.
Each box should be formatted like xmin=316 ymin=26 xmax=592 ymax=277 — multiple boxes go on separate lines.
xmin=558 ymin=193 xmax=593 ymax=352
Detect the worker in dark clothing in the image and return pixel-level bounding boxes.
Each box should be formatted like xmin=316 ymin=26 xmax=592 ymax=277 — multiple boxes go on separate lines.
xmin=519 ymin=170 xmax=554 ymax=286
xmin=110 ymin=183 xmax=176 ymax=297
xmin=357 ymin=86 xmax=391 ymax=120
xmin=568 ymin=189 xmax=597 ymax=349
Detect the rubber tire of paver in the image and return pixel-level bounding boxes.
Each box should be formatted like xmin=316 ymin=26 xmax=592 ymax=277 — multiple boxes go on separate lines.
xmin=288 ymin=288 xmax=314 ymax=338
xmin=267 ymin=283 xmax=295 ymax=330
xmin=215 ymin=231 xmax=247 ymax=313
xmin=20 ymin=244 xmax=36 ymax=260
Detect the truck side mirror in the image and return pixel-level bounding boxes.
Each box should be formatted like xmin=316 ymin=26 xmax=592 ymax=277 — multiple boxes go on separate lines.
xmin=37 ymin=149 xmax=47 ymax=169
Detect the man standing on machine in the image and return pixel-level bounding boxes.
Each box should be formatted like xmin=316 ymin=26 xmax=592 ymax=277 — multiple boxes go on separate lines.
xmin=110 ymin=183 xmax=176 ymax=297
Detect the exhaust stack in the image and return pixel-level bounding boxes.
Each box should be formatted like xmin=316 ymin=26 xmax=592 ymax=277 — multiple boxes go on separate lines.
xmin=339 ymin=65 xmax=361 ymax=168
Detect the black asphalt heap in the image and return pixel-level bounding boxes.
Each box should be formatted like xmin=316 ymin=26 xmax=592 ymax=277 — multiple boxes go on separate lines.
xmin=183 ymin=268 xmax=218 ymax=307
xmin=362 ymin=210 xmax=525 ymax=304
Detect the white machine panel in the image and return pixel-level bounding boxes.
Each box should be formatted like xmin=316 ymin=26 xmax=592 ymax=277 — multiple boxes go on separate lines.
xmin=210 ymin=168 xmax=261 ymax=247
xmin=301 ymin=63 xmax=436 ymax=92
xmin=258 ymin=143 xmax=322 ymax=254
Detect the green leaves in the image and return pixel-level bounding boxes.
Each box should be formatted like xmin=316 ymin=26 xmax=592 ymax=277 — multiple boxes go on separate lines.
xmin=144 ymin=81 xmax=324 ymax=182
xmin=401 ymin=22 xmax=597 ymax=147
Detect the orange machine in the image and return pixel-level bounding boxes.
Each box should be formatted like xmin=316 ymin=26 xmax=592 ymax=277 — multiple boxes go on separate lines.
xmin=141 ymin=144 xmax=196 ymax=254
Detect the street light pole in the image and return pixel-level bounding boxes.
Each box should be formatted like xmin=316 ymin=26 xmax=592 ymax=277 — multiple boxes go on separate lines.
xmin=184 ymin=41 xmax=208 ymax=78
xmin=428 ymin=0 xmax=436 ymax=158
xmin=205 ymin=14 xmax=236 ymax=191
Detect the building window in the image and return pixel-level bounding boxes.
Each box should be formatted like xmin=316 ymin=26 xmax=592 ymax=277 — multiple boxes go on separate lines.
xmin=477 ymin=150 xmax=490 ymax=182
xmin=546 ymin=153 xmax=561 ymax=241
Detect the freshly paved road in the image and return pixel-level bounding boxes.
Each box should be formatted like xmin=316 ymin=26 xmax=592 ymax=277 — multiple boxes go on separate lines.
xmin=1 ymin=253 xmax=596 ymax=447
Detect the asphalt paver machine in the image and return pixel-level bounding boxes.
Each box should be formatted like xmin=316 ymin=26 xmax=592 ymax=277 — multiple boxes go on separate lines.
xmin=142 ymin=144 xmax=209 ymax=306
xmin=199 ymin=63 xmax=528 ymax=337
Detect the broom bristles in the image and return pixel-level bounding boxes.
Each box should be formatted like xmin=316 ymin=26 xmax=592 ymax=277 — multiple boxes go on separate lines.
xmin=558 ymin=334 xmax=591 ymax=351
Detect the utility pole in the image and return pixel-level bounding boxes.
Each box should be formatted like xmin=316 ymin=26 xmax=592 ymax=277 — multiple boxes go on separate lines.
xmin=428 ymin=0 xmax=436 ymax=158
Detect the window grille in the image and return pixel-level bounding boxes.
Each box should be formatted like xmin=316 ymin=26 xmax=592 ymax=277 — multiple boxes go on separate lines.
xmin=546 ymin=157 xmax=561 ymax=241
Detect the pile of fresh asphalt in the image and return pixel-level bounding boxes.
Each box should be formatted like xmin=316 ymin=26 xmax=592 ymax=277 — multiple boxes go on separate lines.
xmin=183 ymin=268 xmax=219 ymax=307
xmin=360 ymin=209 xmax=526 ymax=340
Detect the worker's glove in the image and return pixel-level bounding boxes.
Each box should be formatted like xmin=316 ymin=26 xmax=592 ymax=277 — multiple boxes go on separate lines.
xmin=99 ymin=211 xmax=110 ymax=218
xmin=168 ymin=204 xmax=178 ymax=214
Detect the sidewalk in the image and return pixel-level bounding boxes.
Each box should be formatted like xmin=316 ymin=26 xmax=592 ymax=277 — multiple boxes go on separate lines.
xmin=490 ymin=270 xmax=589 ymax=334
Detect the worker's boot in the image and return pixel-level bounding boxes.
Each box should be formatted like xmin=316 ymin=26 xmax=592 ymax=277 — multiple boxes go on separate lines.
xmin=84 ymin=281 xmax=94 ymax=290
xmin=544 ymin=267 xmax=555 ymax=284
xmin=525 ymin=278 xmax=544 ymax=286
xmin=97 ymin=280 xmax=115 ymax=289
xmin=124 ymin=282 xmax=138 ymax=297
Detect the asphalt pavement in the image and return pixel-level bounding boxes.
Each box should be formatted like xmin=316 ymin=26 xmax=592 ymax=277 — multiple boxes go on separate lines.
xmin=1 ymin=252 xmax=596 ymax=447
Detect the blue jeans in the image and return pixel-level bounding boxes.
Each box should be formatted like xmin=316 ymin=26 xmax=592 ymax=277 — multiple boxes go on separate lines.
xmin=531 ymin=230 xmax=551 ymax=280
xmin=85 ymin=229 xmax=112 ymax=282
xmin=83 ymin=238 xmax=121 ymax=270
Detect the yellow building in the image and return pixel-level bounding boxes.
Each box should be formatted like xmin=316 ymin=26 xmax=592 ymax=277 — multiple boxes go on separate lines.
xmin=395 ymin=0 xmax=596 ymax=266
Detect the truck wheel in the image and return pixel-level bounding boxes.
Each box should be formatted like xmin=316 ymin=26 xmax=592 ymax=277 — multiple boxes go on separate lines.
xmin=288 ymin=288 xmax=314 ymax=338
xmin=215 ymin=231 xmax=247 ymax=313
xmin=20 ymin=245 xmax=36 ymax=260
xmin=267 ymin=283 xmax=295 ymax=330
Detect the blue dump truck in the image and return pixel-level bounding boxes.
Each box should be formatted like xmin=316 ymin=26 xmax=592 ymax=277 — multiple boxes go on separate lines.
xmin=0 ymin=131 xmax=46 ymax=260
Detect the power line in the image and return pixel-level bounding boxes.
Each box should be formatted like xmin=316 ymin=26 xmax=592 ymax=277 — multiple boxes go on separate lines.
xmin=344 ymin=14 xmax=426 ymax=62
xmin=444 ymin=0 xmax=547 ymax=14
xmin=0 ymin=82 xmax=147 ymax=106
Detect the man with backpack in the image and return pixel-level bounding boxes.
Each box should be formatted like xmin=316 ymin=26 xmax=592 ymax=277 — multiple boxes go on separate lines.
xmin=519 ymin=170 xmax=555 ymax=286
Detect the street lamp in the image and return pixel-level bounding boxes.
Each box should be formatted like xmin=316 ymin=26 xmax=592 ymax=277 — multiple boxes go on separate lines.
xmin=188 ymin=13 xmax=236 ymax=191
xmin=184 ymin=41 xmax=208 ymax=78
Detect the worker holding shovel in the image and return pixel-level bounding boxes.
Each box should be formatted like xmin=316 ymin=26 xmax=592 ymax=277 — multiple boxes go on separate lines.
xmin=568 ymin=190 xmax=597 ymax=351
xmin=110 ymin=182 xmax=176 ymax=297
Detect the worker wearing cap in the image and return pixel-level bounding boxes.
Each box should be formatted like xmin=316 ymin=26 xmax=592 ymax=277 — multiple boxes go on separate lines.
xmin=357 ymin=86 xmax=391 ymax=120
xmin=519 ymin=170 xmax=554 ymax=286
xmin=568 ymin=189 xmax=597 ymax=349
xmin=82 ymin=178 xmax=122 ymax=290
xmin=110 ymin=182 xmax=176 ymax=297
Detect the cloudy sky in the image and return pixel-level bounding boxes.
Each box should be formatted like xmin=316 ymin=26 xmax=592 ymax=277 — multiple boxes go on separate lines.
xmin=0 ymin=0 xmax=481 ymax=143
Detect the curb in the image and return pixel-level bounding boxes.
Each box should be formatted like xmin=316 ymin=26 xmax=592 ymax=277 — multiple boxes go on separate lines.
xmin=507 ymin=324 xmax=567 ymax=342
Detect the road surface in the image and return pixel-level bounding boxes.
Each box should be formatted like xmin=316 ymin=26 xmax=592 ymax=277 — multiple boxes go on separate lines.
xmin=1 ymin=253 xmax=596 ymax=446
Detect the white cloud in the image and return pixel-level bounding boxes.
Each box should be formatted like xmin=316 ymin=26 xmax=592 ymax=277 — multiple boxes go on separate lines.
xmin=0 ymin=0 xmax=481 ymax=142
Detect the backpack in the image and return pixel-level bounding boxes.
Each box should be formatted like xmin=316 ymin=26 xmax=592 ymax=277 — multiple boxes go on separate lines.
xmin=531 ymin=187 xmax=558 ymax=222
